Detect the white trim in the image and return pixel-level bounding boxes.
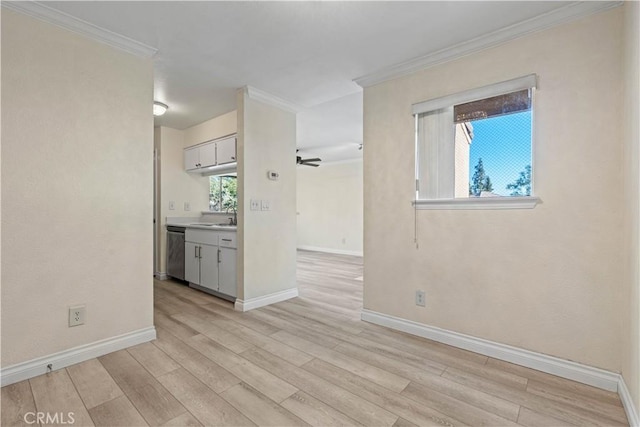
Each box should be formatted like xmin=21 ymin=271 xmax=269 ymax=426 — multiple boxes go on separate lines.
xmin=354 ymin=1 xmax=622 ymax=88
xmin=361 ymin=309 xmax=619 ymax=392
xmin=199 ymin=162 xmax=237 ymax=177
xmin=0 ymin=327 xmax=156 ymax=387
xmin=319 ymin=158 xmax=364 ymax=167
xmin=298 ymin=245 xmax=363 ymax=257
xmin=1 ymin=1 xmax=157 ymax=58
xmin=234 ymin=288 xmax=298 ymax=312
xmin=619 ymin=376 xmax=640 ymax=427
xmin=245 ymin=86 xmax=301 ymax=113
xmin=154 ymin=272 xmax=169 ymax=281
xmin=412 ymin=74 xmax=536 ymax=115
xmin=413 ymin=196 xmax=540 ymax=210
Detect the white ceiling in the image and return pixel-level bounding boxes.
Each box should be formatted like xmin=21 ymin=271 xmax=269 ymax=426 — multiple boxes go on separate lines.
xmin=30 ymin=1 xmax=600 ymax=161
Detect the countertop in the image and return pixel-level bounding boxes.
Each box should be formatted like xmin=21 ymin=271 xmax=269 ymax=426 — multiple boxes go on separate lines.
xmin=166 ymin=219 xmax=237 ymax=232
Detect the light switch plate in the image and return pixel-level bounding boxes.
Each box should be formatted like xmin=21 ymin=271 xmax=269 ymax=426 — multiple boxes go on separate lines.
xmin=261 ymin=200 xmax=270 ymax=211
xmin=250 ymin=199 xmax=260 ymax=211
xmin=169 ymin=201 xmax=175 ymax=210
xmin=184 ymin=202 xmax=191 ymax=211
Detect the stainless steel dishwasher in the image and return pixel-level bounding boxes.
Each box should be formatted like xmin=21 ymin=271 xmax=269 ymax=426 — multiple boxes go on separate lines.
xmin=166 ymin=225 xmax=186 ymax=280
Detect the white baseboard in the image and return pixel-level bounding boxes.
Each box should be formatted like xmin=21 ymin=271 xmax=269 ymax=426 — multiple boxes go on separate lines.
xmin=1 ymin=326 xmax=156 ymax=387
xmin=235 ymin=288 xmax=298 ymax=312
xmin=619 ymin=376 xmax=640 ymax=426
xmin=297 ymin=245 xmax=363 ymax=257
xmin=361 ymin=309 xmax=620 ymax=392
xmin=154 ymin=272 xmax=168 ymax=280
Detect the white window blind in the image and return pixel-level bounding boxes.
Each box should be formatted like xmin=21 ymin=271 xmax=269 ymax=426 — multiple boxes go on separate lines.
xmin=412 ymin=74 xmax=537 ymax=116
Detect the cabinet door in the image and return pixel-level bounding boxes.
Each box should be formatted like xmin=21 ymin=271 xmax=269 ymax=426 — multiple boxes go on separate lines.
xmin=184 ymin=147 xmax=200 ymax=171
xmin=216 ymin=137 xmax=236 ymax=165
xmin=199 ymin=244 xmax=219 ymax=291
xmin=199 ymin=142 xmax=217 ymax=168
xmin=218 ymin=247 xmax=237 ymax=298
xmin=184 ymin=242 xmax=200 ymax=285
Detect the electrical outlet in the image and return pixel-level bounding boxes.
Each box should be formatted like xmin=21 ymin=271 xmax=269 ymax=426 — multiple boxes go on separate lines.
xmin=415 ymin=291 xmax=426 ymax=307
xmin=261 ymin=200 xmax=270 ymax=211
xmin=69 ymin=305 xmax=86 ymax=327
xmin=169 ymin=201 xmax=175 ymax=210
xmin=250 ymin=199 xmax=260 ymax=211
xmin=184 ymin=202 xmax=191 ymax=211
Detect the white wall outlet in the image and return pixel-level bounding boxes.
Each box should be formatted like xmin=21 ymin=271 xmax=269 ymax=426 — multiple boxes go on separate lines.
xmin=69 ymin=305 xmax=86 ymax=327
xmin=415 ymin=290 xmax=426 ymax=307
xmin=169 ymin=201 xmax=175 ymax=210
xmin=261 ymin=200 xmax=270 ymax=211
xmin=250 ymin=199 xmax=260 ymax=211
xmin=184 ymin=202 xmax=191 ymax=211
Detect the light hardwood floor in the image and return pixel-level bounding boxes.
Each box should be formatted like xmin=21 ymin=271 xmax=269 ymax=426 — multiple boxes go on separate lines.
xmin=1 ymin=250 xmax=629 ymax=426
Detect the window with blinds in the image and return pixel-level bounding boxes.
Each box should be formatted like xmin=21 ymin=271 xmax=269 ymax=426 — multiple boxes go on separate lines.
xmin=413 ymin=75 xmax=536 ymax=202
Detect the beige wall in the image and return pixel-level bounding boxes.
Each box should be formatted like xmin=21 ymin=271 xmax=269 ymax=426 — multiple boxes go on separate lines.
xmin=622 ymin=0 xmax=640 ymax=414
xmin=184 ymin=110 xmax=237 ymax=148
xmin=237 ymin=89 xmax=297 ymax=301
xmin=1 ymin=10 xmax=154 ymax=366
xmin=297 ymin=160 xmax=363 ymax=255
xmin=363 ymin=8 xmax=625 ymax=371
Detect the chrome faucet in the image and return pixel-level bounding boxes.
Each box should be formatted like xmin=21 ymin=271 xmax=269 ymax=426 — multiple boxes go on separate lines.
xmin=227 ymin=208 xmax=237 ymax=226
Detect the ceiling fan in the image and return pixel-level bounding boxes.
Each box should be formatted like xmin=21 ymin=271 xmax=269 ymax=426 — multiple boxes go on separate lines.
xmin=296 ymin=150 xmax=321 ymax=167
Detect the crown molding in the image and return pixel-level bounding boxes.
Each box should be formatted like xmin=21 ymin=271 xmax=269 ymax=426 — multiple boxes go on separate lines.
xmin=1 ymin=1 xmax=157 ymax=58
xmin=355 ymin=1 xmax=623 ymax=87
xmin=244 ymin=86 xmax=301 ymax=113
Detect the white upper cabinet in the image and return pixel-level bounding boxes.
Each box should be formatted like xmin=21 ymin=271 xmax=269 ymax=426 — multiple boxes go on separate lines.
xmin=184 ymin=146 xmax=201 ymax=171
xmin=199 ymin=142 xmax=217 ymax=168
xmin=216 ymin=136 xmax=237 ymax=165
xmin=184 ymin=134 xmax=237 ymax=172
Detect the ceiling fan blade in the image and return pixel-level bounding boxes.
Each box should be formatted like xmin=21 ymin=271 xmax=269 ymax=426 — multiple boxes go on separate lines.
xmin=302 ymin=157 xmax=321 ymax=162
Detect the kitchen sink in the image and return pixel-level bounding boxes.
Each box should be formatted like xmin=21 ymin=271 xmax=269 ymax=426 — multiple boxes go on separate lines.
xmin=190 ymin=223 xmax=235 ymax=227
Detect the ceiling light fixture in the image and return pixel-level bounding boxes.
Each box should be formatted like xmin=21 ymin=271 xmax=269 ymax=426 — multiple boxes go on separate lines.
xmin=153 ymin=101 xmax=168 ymax=116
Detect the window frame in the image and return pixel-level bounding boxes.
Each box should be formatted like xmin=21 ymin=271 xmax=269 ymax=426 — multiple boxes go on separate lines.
xmin=209 ymin=175 xmax=237 ymax=212
xmin=412 ymin=74 xmax=540 ymax=210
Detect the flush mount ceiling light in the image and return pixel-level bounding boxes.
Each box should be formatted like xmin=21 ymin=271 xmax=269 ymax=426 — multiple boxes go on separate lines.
xmin=153 ymin=101 xmax=168 ymax=116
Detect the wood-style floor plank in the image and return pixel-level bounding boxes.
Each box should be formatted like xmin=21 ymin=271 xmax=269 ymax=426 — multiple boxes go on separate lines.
xmin=186 ymin=333 xmax=299 ymax=403
xmin=302 ymin=358 xmax=468 ymax=427
xmin=240 ymin=347 xmax=399 ymax=427
xmin=127 ymin=342 xmax=181 ymax=378
xmin=270 ymin=330 xmax=411 ymax=393
xmin=1 ymin=251 xmax=629 ymax=427
xmin=161 ymin=412 xmax=203 ymax=426
xmin=98 ymin=350 xmax=187 ymax=425
xmin=280 ymin=391 xmax=364 ymax=427
xmin=157 ymin=368 xmax=255 ymax=427
xmin=29 ymin=369 xmax=95 ymax=427
xmin=88 ymin=395 xmax=148 ymax=426
xmin=220 ymin=382 xmax=309 ymax=427
xmin=1 ymin=380 xmax=37 ymax=427
xmin=67 ymin=358 xmax=124 ymax=410
xmin=153 ymin=327 xmax=241 ymax=393
xmin=442 ymin=366 xmax=627 ymax=426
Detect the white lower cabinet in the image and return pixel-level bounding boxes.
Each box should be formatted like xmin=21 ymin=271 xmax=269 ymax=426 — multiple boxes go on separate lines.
xmin=185 ymin=229 xmax=236 ymax=299
xmin=218 ymin=247 xmax=237 ymax=297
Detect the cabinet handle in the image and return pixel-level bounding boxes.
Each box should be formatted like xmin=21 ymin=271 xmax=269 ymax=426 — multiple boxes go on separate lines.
xmin=231 ymin=156 xmax=235 ymax=160
xmin=222 ymin=239 xmax=232 ymax=242
xmin=217 ymin=249 xmax=221 ymax=263
xmin=195 ymin=246 xmax=198 ymax=258
xmin=198 ymin=246 xmax=202 ymax=259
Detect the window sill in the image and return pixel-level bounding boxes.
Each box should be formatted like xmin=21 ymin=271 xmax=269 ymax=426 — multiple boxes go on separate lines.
xmin=412 ymin=196 xmax=540 ymax=210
